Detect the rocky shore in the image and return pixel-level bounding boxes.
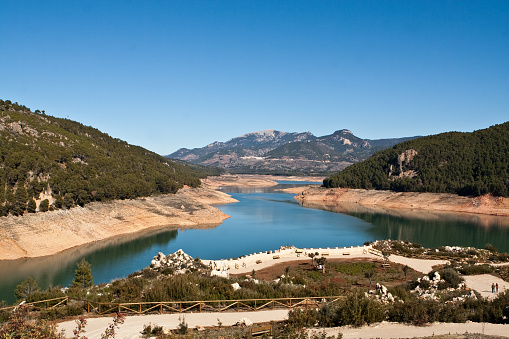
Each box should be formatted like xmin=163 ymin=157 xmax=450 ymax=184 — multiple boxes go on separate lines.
xmin=295 ymin=186 xmax=509 ymax=217
xmin=0 ymin=188 xmax=236 ymax=260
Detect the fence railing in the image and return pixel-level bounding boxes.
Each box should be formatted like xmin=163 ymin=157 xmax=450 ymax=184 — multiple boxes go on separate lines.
xmin=1 ymin=295 xmax=345 ymax=316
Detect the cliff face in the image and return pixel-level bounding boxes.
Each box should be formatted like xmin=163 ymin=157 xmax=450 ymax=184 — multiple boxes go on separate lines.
xmin=0 ymin=188 xmax=236 ymax=260
xmin=295 ymin=187 xmax=509 ymax=217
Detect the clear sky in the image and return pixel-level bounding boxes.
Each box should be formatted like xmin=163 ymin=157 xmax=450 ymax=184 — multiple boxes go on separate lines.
xmin=1 ymin=1 xmax=508 ymax=155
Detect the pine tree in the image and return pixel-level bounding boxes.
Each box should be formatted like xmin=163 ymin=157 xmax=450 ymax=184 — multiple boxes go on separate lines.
xmin=27 ymin=199 xmax=36 ymax=213
xmin=14 ymin=276 xmax=40 ymax=301
xmin=13 ymin=184 xmax=28 ymax=216
xmin=71 ymin=259 xmax=93 ymax=288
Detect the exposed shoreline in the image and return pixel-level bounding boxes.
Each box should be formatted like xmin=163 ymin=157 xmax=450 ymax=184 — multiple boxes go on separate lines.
xmin=294 ymin=186 xmax=509 ymax=218
xmin=0 ymin=187 xmax=237 ymax=261
xmin=4 ymin=174 xmax=508 ymax=261
xmin=0 ymin=174 xmax=323 ymax=261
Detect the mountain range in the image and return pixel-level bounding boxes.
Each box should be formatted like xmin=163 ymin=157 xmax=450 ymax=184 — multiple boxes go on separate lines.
xmin=167 ymin=129 xmax=418 ymax=175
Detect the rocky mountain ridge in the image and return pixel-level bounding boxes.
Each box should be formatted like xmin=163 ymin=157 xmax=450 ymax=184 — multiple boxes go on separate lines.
xmin=167 ymin=129 xmax=417 ymax=175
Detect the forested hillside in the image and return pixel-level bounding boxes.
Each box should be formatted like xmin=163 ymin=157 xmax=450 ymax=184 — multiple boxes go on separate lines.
xmin=324 ymin=122 xmax=509 ymax=197
xmin=0 ymin=99 xmax=220 ymax=216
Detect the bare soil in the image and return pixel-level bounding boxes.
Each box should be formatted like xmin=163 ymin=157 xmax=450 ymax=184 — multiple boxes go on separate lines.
xmin=0 ymin=188 xmax=235 ymax=260
xmin=296 ymin=187 xmax=509 ymax=218
xmin=202 ymin=174 xmax=325 ymax=189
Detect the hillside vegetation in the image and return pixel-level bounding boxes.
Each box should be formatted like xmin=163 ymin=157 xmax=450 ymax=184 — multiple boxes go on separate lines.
xmin=324 ymin=122 xmax=509 ymax=197
xmin=0 ymin=99 xmax=221 ymax=217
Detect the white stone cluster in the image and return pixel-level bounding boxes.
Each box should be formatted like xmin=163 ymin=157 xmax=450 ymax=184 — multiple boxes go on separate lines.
xmin=413 ymin=272 xmax=443 ymax=299
xmin=370 ymin=283 xmax=395 ymax=303
xmin=150 ymin=249 xmax=202 ymax=274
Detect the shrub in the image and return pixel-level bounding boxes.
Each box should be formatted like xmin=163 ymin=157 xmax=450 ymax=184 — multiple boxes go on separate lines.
xmin=141 ymin=268 xmax=159 ymax=279
xmin=39 ymin=303 xmax=84 ymax=320
xmin=142 ymin=323 xmax=163 ymax=337
xmin=436 ymin=268 xmax=463 ymax=289
xmin=0 ymin=305 xmax=63 ymax=338
xmin=333 ymin=290 xmax=385 ymax=327
xmin=458 ymin=264 xmax=494 ymax=275
xmin=388 ymin=298 xmax=439 ymax=325
xmin=288 ymin=308 xmax=319 ymax=328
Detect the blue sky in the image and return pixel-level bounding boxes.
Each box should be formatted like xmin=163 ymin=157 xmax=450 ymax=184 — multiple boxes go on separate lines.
xmin=1 ymin=1 xmax=508 ymax=155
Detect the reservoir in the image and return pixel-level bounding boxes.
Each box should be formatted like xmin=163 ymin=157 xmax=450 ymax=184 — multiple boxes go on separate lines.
xmin=1 ymin=181 xmax=509 ymax=304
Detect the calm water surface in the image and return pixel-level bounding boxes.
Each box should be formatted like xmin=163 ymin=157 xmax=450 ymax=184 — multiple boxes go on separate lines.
xmin=1 ymin=181 xmax=508 ymax=303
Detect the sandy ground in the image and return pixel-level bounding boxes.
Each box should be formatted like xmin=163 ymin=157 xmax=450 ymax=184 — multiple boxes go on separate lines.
xmin=388 ymin=255 xmax=450 ymax=273
xmin=462 ymin=274 xmax=509 ymax=300
xmin=296 ymin=187 xmax=509 ymax=218
xmin=202 ymin=174 xmax=325 ymax=190
xmin=0 ymin=188 xmax=236 ymax=260
xmin=312 ymin=322 xmax=509 ymax=338
xmin=57 ymin=311 xmax=509 ymax=339
xmin=58 ymin=310 xmax=290 ymax=339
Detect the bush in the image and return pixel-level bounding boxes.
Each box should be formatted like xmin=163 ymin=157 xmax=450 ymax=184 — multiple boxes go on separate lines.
xmin=288 ymin=308 xmax=319 ymax=328
xmin=39 ymin=303 xmax=84 ymax=320
xmin=0 ymin=305 xmax=62 ymax=338
xmin=388 ymin=298 xmax=439 ymax=325
xmin=142 ymin=323 xmax=163 ymax=337
xmin=436 ymin=268 xmax=463 ymax=289
xmin=458 ymin=264 xmax=494 ymax=275
xmin=332 ymin=291 xmax=385 ymax=327
xmin=485 ymin=243 xmax=498 ymax=253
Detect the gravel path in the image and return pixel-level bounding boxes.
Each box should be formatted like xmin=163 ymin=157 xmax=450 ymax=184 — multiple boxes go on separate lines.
xmin=58 ymin=310 xmax=289 ymax=338
xmin=58 ymin=313 xmax=509 ymax=339
xmin=388 ymin=254 xmax=449 ymax=273
xmin=312 ymin=321 xmax=509 ymax=338
xmin=462 ymin=274 xmax=509 ymax=299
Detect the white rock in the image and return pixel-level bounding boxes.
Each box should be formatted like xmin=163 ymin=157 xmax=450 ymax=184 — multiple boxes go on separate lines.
xmin=236 ymin=318 xmax=253 ymax=327
xmin=231 ymin=283 xmax=241 ymax=291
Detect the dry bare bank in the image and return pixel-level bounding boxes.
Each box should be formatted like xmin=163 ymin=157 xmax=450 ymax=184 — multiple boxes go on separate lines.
xmin=295 ymin=187 xmax=509 ymax=218
xmin=0 ymin=188 xmax=236 ymax=260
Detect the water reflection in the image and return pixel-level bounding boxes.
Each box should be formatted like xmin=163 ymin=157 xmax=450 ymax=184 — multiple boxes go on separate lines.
xmin=0 ymin=228 xmax=179 ymax=304
xmin=3 ymin=182 xmax=509 ymax=304
xmin=302 ymin=201 xmax=509 ymax=251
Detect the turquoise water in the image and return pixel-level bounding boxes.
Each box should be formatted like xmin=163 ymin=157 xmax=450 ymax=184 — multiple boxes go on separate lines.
xmin=1 ymin=182 xmax=508 ymax=304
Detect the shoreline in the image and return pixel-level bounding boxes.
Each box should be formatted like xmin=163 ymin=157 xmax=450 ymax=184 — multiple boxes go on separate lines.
xmin=0 ymin=187 xmax=237 ymax=261
xmin=295 ymin=186 xmax=509 ymax=217
xmin=0 ymin=174 xmax=320 ymax=261
xmin=4 ymin=174 xmax=509 ymax=261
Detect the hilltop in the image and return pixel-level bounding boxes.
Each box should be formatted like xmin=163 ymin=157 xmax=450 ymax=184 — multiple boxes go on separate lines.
xmin=167 ymin=129 xmax=417 ymax=175
xmin=0 ymin=99 xmax=223 ymax=217
xmin=324 ymin=122 xmax=509 ymax=197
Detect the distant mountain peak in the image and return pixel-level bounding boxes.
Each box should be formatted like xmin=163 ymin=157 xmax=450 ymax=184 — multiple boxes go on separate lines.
xmin=167 ymin=128 xmax=417 ymax=175
xmin=334 ymin=129 xmax=353 ymax=135
xmin=238 ymin=129 xmax=286 ymax=139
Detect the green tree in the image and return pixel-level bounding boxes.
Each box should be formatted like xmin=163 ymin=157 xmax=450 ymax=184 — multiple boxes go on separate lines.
xmin=39 ymin=199 xmax=50 ymax=212
xmin=364 ymin=270 xmax=375 ymax=289
xmin=27 ymin=198 xmax=37 ymax=213
xmin=13 ymin=184 xmax=28 ymax=216
xmin=71 ymin=259 xmax=93 ymax=288
xmin=14 ymin=276 xmax=40 ymax=301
